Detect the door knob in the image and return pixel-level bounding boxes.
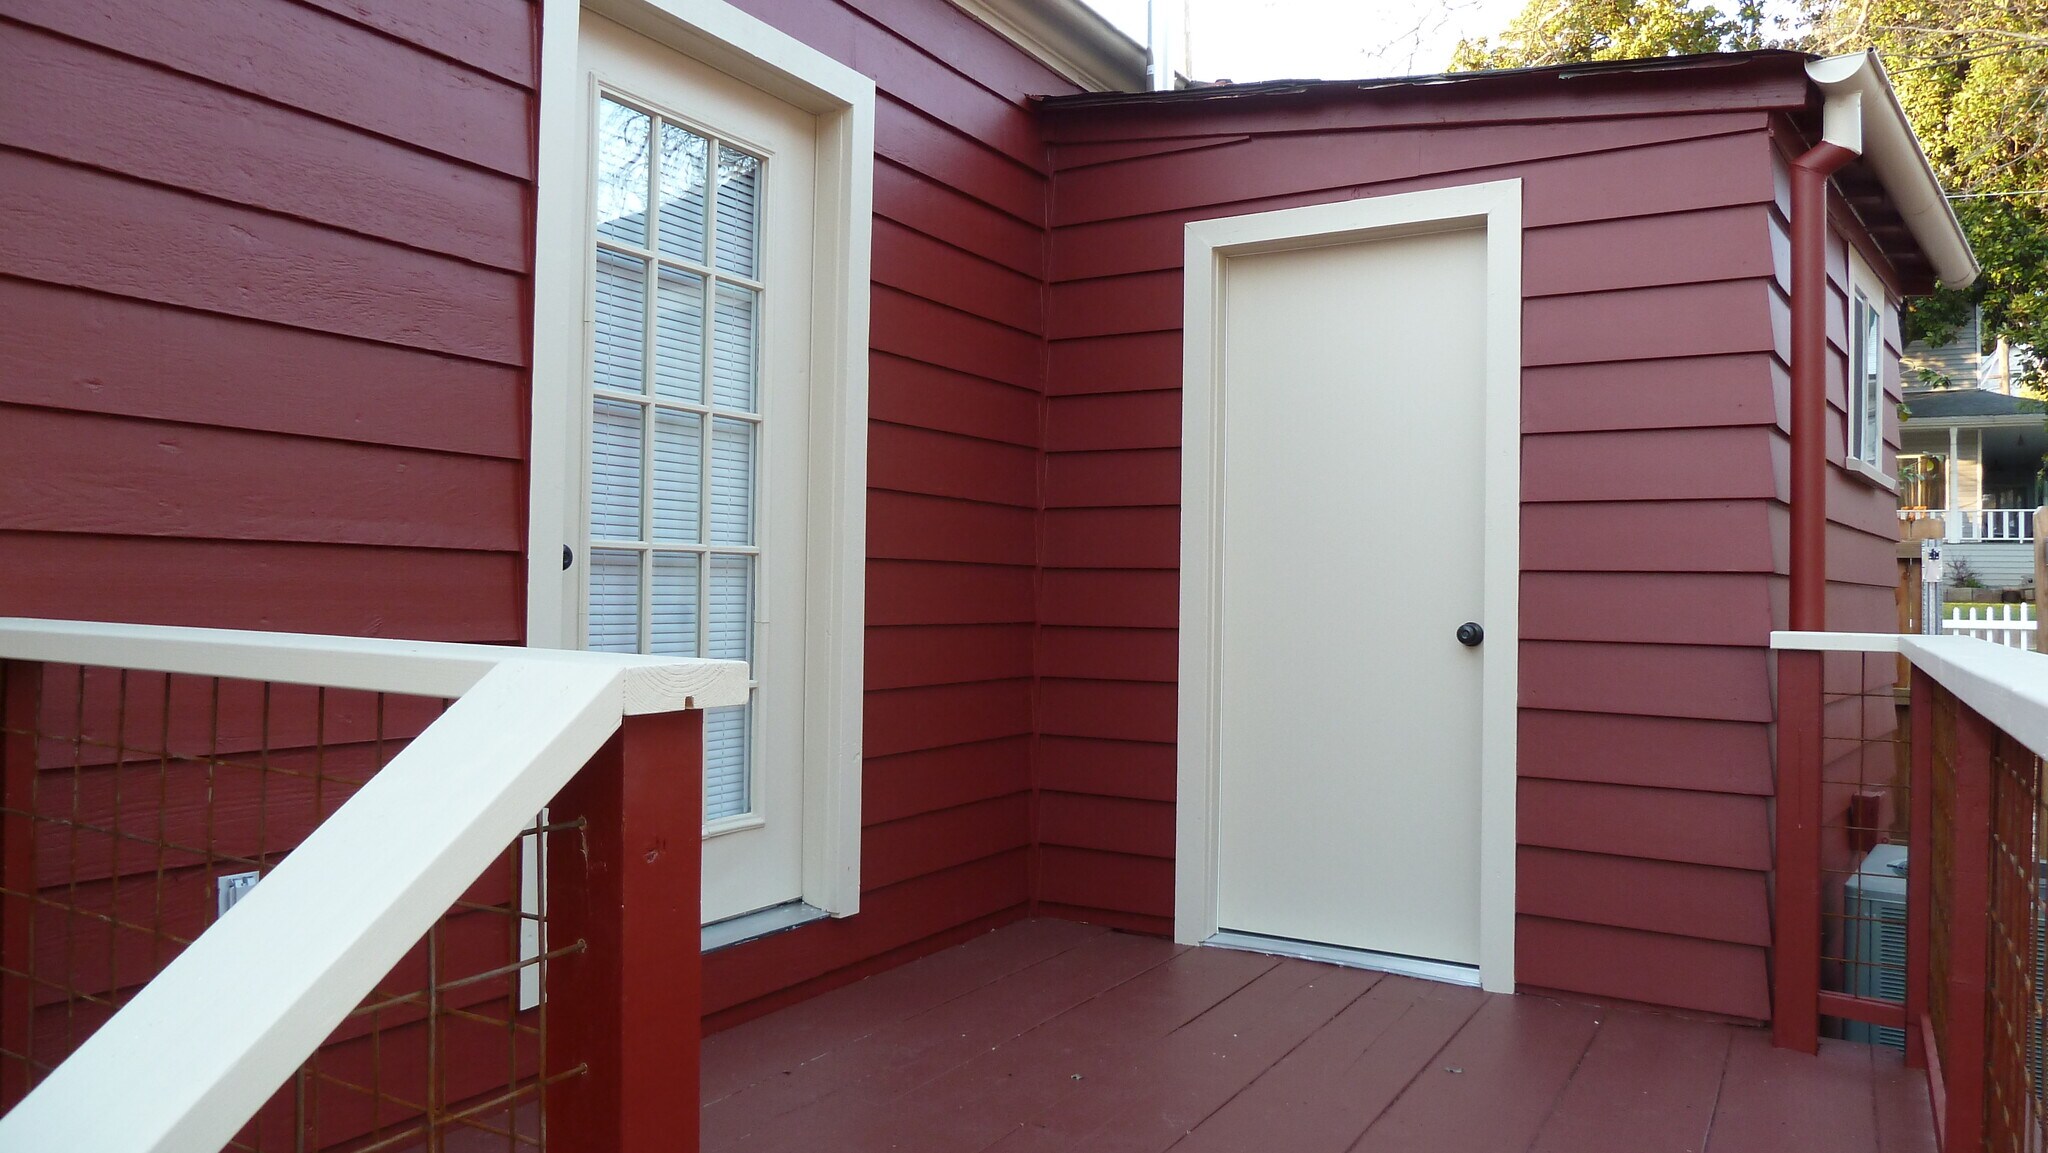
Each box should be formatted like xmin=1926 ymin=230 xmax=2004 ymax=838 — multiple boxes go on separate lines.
xmin=1456 ymin=622 xmax=1484 ymax=647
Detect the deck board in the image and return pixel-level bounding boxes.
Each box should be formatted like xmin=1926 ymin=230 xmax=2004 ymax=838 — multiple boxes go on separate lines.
xmin=1350 ymin=993 xmax=1602 ymax=1153
xmin=701 ymin=917 xmax=1103 ymax=1104
xmin=702 ymin=928 xmax=1176 ymax=1148
xmin=1526 ymin=1005 xmax=1731 ymax=1153
xmin=986 ymin=957 xmax=1380 ymax=1152
xmin=700 ymin=920 xmax=1936 ymax=1153
xmin=818 ymin=946 xmax=1279 ymax=1152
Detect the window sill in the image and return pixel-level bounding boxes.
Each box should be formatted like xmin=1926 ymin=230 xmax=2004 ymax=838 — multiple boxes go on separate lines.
xmin=1846 ymin=456 xmax=1896 ymax=493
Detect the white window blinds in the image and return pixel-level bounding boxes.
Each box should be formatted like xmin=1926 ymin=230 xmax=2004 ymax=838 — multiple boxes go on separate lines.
xmin=586 ymin=95 xmax=763 ymax=821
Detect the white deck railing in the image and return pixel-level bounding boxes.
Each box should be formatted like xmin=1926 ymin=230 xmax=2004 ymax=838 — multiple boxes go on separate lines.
xmin=0 ymin=619 xmax=746 ymax=1153
xmin=1899 ymin=507 xmax=2036 ymax=542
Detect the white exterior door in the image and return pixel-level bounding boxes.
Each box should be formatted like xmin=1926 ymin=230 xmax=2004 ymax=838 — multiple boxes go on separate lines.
xmin=570 ymin=14 xmax=815 ymax=924
xmin=1212 ymin=228 xmax=1490 ymax=970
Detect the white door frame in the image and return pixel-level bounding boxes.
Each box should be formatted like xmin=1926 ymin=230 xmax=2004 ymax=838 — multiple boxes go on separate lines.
xmin=1175 ymin=180 xmax=1522 ymax=992
xmin=528 ymin=0 xmax=874 ymax=917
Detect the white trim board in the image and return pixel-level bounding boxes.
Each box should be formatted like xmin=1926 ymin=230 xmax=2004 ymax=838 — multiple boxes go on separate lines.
xmin=1204 ymin=931 xmax=1482 ymax=988
xmin=1174 ymin=181 xmax=1524 ymax=993
xmin=529 ymin=0 xmax=873 ymax=918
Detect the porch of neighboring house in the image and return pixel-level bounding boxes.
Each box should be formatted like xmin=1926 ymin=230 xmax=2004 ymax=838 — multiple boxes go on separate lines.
xmin=1897 ymin=388 xmax=2048 ymax=588
xmin=700 ymin=918 xmax=1934 ymax=1153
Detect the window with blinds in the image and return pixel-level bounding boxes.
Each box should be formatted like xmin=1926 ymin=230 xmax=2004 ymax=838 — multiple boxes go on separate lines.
xmin=586 ymin=94 xmax=763 ymax=821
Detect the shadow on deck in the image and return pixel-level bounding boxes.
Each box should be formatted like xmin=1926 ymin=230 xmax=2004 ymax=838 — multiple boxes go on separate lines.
xmin=702 ymin=919 xmax=1934 ymax=1152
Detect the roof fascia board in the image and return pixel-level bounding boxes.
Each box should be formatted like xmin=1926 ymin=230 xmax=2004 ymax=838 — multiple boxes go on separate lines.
xmin=1905 ymin=414 xmax=2046 ymax=431
xmin=1807 ymin=51 xmax=1981 ymax=288
xmin=948 ymin=0 xmax=1146 ymax=93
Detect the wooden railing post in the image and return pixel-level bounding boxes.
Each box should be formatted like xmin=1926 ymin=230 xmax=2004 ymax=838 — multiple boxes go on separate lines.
xmin=1905 ymin=667 xmax=1932 ymax=1071
xmin=0 ymin=661 xmax=39 ymax=1107
xmin=546 ymin=708 xmax=705 ymax=1153
xmin=1944 ymin=701 xmax=1994 ymax=1153
xmin=1774 ymin=647 xmax=1824 ymax=1052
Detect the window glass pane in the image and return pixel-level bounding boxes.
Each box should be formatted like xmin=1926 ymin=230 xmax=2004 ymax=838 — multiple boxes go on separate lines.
xmin=715 ymin=146 xmax=759 ymax=278
xmin=651 ymin=552 xmax=699 ymax=657
xmin=590 ymin=399 xmax=644 ymax=541
xmin=710 ymin=417 xmax=754 ymax=545
xmin=654 ymin=266 xmax=704 ymax=403
xmin=658 ymin=123 xmax=708 ymax=263
xmin=652 ymin=410 xmax=701 ymax=543
xmin=1854 ymin=295 xmax=1883 ymax=463
xmin=704 ymin=702 xmax=750 ymax=820
xmin=587 ymin=549 xmax=640 ymax=652
xmin=595 ymin=99 xmax=650 ymax=247
xmin=712 ymin=283 xmax=758 ymax=412
xmin=710 ymin=554 xmax=752 ymax=662
xmin=593 ymin=250 xmax=647 ymax=394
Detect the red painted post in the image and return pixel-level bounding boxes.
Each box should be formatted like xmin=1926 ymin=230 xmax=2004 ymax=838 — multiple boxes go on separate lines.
xmin=545 ymin=709 xmax=704 ymax=1153
xmin=1943 ymin=701 xmax=1994 ymax=1153
xmin=1773 ymin=647 xmax=1824 ymax=1053
xmin=0 ymin=661 xmax=39 ymax=1107
xmin=1904 ymin=668 xmax=1932 ymax=1071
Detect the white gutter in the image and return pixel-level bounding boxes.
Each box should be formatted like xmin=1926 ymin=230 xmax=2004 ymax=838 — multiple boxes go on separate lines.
xmin=950 ymin=0 xmax=1148 ymax=92
xmin=1806 ymin=51 xmax=1981 ymax=288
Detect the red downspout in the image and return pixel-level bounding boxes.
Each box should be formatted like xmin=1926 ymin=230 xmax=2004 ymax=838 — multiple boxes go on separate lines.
xmin=1772 ymin=133 xmax=1858 ymax=1054
xmin=1787 ymin=138 xmax=1859 ymax=629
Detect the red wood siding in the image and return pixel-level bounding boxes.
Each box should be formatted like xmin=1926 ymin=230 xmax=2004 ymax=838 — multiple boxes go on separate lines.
xmin=0 ymin=0 xmax=541 ymax=1112
xmin=3 ymin=6 xmax=1917 ymax=1037
xmin=699 ymin=0 xmax=1075 ymax=1026
xmin=1036 ymin=78 xmax=1855 ymax=1020
xmin=0 ymin=2 xmax=537 ymax=641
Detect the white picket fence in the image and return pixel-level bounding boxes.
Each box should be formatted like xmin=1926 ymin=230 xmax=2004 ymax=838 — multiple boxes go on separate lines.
xmin=1943 ymin=603 xmax=2038 ymax=649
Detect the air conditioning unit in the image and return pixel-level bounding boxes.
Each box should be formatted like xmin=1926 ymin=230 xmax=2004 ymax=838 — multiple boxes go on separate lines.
xmin=1841 ymin=844 xmax=2048 ymax=1076
xmin=1842 ymin=843 xmax=1909 ymax=1050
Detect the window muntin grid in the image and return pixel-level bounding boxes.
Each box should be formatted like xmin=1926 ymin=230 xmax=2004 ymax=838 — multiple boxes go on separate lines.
xmin=586 ymin=92 xmax=762 ymax=823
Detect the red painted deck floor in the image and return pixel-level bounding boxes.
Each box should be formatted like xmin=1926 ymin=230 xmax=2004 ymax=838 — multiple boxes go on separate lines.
xmin=702 ymin=919 xmax=1935 ymax=1153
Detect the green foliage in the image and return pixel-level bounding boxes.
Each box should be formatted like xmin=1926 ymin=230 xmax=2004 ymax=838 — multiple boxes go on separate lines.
xmin=1448 ymin=0 xmax=1767 ymax=71
xmin=1805 ymin=0 xmax=2048 ymax=380
xmin=1452 ymin=0 xmax=2047 ymax=383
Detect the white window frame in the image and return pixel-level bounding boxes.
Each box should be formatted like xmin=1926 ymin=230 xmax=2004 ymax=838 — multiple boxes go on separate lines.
xmin=1175 ymin=180 xmax=1523 ymax=993
xmin=1846 ymin=245 xmax=1893 ymax=489
xmin=528 ymin=0 xmax=874 ymax=918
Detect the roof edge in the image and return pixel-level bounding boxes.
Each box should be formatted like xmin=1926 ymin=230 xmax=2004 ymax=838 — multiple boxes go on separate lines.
xmin=1807 ymin=51 xmax=1980 ymax=289
xmin=948 ymin=0 xmax=1147 ymax=93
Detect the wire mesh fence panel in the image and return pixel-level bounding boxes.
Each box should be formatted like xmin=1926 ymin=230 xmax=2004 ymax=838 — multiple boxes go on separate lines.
xmin=1985 ymin=727 xmax=2047 ymax=1153
xmin=1817 ymin=650 xmax=1915 ymax=1046
xmin=0 ymin=662 xmax=575 ymax=1151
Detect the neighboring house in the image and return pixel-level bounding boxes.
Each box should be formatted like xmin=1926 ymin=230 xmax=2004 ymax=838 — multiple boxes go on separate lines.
xmin=1903 ymin=304 xmax=2022 ymax=393
xmin=1899 ymin=386 xmax=2048 ymax=586
xmin=0 ymin=0 xmax=1987 ymax=1147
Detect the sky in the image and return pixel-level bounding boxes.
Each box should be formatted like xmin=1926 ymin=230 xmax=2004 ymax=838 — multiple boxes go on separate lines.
xmin=1083 ymin=0 xmax=1806 ymax=83
xmin=1085 ymin=0 xmax=1528 ymax=80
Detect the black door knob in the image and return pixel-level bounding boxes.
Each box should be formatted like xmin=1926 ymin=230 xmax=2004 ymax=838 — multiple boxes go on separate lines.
xmin=1457 ymin=622 xmax=1484 ymax=647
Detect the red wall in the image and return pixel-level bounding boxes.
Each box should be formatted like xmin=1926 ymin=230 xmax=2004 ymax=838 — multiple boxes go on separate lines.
xmin=0 ymin=1 xmax=1923 ymax=1036
xmin=0 ymin=0 xmax=537 ymax=641
xmin=0 ymin=0 xmax=1073 ymax=1032
xmin=698 ymin=0 xmax=1074 ymax=1025
xmin=1034 ymin=68 xmax=1907 ymax=1022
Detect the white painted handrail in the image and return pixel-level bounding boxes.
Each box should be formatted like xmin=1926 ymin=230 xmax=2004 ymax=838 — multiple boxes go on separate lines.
xmin=1771 ymin=631 xmax=2048 ymax=761
xmin=0 ymin=619 xmax=747 ymax=1153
